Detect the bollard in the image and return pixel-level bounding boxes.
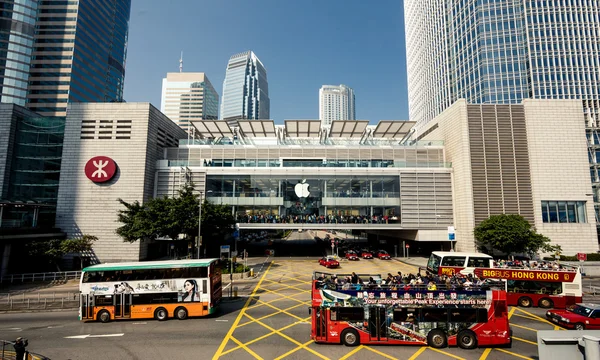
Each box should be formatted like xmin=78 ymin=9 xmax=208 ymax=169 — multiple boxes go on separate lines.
xmin=580 ymin=335 xmax=600 ymax=359
xmin=234 ymin=286 xmax=238 ymax=298
xmin=250 ymin=268 xmax=254 ymax=277
xmin=27 ymin=299 xmax=30 ymax=308
xmin=44 ymin=298 xmax=47 ymax=309
xmin=62 ymin=298 xmax=64 ymax=308
xmin=38 ymin=292 xmax=40 ymax=302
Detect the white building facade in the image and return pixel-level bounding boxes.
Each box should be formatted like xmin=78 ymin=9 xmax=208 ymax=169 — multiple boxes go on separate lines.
xmin=160 ymin=72 xmax=219 ymax=134
xmin=319 ymin=84 xmax=356 ymax=125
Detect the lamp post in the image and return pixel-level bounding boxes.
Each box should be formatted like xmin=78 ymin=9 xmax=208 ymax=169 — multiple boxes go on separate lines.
xmin=197 ymin=191 xmax=203 ymax=259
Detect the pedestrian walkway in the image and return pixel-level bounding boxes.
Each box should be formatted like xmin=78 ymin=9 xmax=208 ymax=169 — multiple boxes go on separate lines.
xmin=395 ymin=256 xmax=428 ymax=268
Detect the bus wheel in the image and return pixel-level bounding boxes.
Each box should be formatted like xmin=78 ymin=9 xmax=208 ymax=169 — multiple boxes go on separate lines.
xmin=538 ymin=298 xmax=553 ymax=309
xmin=97 ymin=310 xmax=110 ymax=323
xmin=154 ymin=307 xmax=168 ymax=321
xmin=518 ymin=296 xmax=532 ymax=307
xmin=427 ymin=329 xmax=448 ymax=348
xmin=175 ymin=307 xmax=188 ymax=320
xmin=341 ymin=328 xmax=360 ymax=347
xmin=574 ymin=323 xmax=585 ymax=330
xmin=457 ymin=330 xmax=477 ymax=349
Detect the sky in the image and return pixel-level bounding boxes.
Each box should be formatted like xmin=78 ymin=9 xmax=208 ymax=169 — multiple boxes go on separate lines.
xmin=123 ymin=0 xmax=408 ymax=124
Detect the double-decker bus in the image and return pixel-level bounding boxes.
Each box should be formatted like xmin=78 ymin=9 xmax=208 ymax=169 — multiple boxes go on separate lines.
xmin=79 ymin=259 xmax=222 ymax=322
xmin=426 ymin=252 xmax=582 ymax=309
xmin=310 ymin=272 xmax=511 ymax=349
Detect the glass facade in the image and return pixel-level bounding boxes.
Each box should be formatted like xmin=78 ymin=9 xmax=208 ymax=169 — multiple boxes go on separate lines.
xmin=541 ymin=201 xmax=587 ymax=224
xmin=27 ymin=0 xmax=131 ymax=116
xmin=0 ymin=0 xmax=38 ymax=106
xmin=3 ymin=115 xmax=64 ymax=227
xmin=220 ymin=51 xmax=269 ymax=125
xmin=206 ymin=175 xmax=400 ymax=221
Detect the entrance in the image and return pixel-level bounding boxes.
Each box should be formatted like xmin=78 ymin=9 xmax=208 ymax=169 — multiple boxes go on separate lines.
xmin=114 ymin=293 xmax=132 ymax=318
xmin=313 ymin=307 xmax=328 ymax=341
xmin=368 ymin=306 xmax=388 ymax=341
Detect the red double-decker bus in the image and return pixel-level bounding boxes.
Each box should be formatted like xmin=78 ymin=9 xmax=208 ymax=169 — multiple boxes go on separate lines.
xmin=310 ymin=272 xmax=511 ymax=349
xmin=426 ymin=252 xmax=582 ymax=309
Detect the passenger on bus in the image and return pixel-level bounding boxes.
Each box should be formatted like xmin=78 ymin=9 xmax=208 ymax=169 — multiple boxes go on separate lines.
xmin=427 ymin=281 xmax=437 ymax=291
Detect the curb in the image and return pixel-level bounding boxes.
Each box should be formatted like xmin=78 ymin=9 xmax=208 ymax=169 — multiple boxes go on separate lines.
xmin=393 ymin=258 xmax=425 ymax=270
xmin=0 ymin=307 xmax=77 ymax=314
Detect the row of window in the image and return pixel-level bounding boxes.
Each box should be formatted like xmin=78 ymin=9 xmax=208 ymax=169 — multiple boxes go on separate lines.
xmin=83 ymin=267 xmax=210 ymax=283
xmin=329 ymin=307 xmax=489 ymax=324
xmin=541 ymin=201 xmax=586 ymax=223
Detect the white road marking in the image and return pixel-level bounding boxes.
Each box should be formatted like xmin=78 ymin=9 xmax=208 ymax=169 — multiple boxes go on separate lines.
xmin=65 ymin=333 xmax=124 ymax=339
xmin=47 ymin=326 xmax=64 ymax=329
xmin=223 ymin=283 xmax=232 ymax=290
xmin=215 ymin=319 xmax=229 ymax=322
xmin=132 ymin=322 xmax=147 ymax=325
xmin=2 ymin=328 xmax=22 ymax=332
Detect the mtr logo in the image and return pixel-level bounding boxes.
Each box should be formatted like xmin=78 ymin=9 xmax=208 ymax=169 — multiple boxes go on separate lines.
xmin=84 ymin=156 xmax=117 ymax=183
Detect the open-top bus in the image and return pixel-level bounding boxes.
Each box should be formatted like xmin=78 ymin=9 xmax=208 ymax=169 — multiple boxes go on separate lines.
xmin=310 ymin=272 xmax=511 ymax=349
xmin=426 ymin=252 xmax=582 ymax=308
xmin=79 ymin=259 xmax=222 ymax=322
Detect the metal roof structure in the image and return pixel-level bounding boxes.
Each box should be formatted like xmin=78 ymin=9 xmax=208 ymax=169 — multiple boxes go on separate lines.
xmin=372 ymin=120 xmax=416 ymax=139
xmin=284 ymin=120 xmax=322 ymax=137
xmin=191 ymin=120 xmax=233 ymax=138
xmin=237 ymin=120 xmax=276 ymax=137
xmin=329 ymin=120 xmax=369 ymax=138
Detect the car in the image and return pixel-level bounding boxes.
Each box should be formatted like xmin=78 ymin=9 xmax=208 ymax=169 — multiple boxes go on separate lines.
xmin=345 ymin=251 xmax=359 ymax=261
xmin=319 ymin=256 xmax=340 ymax=268
xmin=377 ymin=250 xmax=391 ymax=260
xmin=361 ymin=250 xmax=373 ymax=259
xmin=546 ymin=303 xmax=600 ymax=330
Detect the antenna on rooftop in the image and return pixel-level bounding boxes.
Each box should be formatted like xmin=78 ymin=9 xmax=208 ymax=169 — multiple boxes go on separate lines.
xmin=179 ymin=51 xmax=183 ymax=73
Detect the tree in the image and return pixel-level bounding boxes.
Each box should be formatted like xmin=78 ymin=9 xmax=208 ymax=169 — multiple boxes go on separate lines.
xmin=115 ymin=198 xmax=152 ymax=242
xmin=474 ymin=214 xmax=561 ymax=257
xmin=25 ymin=234 xmax=99 ymax=271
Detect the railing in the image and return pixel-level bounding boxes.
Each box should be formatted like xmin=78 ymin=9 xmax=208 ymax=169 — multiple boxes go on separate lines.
xmin=1 ymin=340 xmax=49 ymax=360
xmin=0 ymin=271 xmax=81 ymax=284
xmin=0 ymin=290 xmax=79 ymax=311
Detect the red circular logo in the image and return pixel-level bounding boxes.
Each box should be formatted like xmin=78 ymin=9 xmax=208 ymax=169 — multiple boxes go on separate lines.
xmin=84 ymin=156 xmax=117 ymax=183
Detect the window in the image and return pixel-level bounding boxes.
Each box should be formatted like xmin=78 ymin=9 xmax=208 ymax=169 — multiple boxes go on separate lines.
xmin=441 ymin=256 xmax=466 ymax=267
xmin=541 ymin=201 xmax=586 ymax=223
xmin=419 ymin=309 xmax=448 ymax=322
xmin=467 ymin=257 xmax=491 ymax=267
xmin=330 ymin=307 xmax=364 ymax=321
xmin=393 ymin=308 xmax=417 ymax=322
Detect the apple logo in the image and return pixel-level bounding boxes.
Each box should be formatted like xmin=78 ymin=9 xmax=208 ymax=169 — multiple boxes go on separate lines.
xmin=294 ymin=179 xmax=310 ymax=198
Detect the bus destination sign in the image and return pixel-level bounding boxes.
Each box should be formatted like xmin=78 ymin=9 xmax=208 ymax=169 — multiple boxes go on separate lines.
xmin=473 ymin=268 xmax=577 ymax=283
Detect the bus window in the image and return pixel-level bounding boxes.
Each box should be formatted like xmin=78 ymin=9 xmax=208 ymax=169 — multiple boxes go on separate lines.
xmin=441 ymin=256 xmax=466 ymax=267
xmin=449 ymin=309 xmax=482 ymax=323
xmin=494 ymin=301 xmax=507 ymax=318
xmin=95 ymin=295 xmax=114 ymax=306
xmin=467 ymin=257 xmax=491 ymax=267
xmin=477 ymin=309 xmax=489 ymax=322
xmin=420 ymin=309 xmax=448 ymax=322
xmin=427 ymin=254 xmax=441 ymax=273
xmin=331 ymin=307 xmax=364 ymax=321
xmin=393 ymin=308 xmax=417 ymax=322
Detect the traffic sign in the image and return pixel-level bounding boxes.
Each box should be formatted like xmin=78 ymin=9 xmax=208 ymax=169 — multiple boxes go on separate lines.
xmin=220 ymin=245 xmax=230 ymax=252
xmin=577 ymin=253 xmax=587 ymax=261
xmin=405 ymin=244 xmax=410 ymax=248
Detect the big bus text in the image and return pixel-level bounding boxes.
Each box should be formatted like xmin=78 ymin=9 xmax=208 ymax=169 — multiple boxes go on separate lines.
xmin=310 ymin=272 xmax=511 ymax=349
xmin=79 ymin=259 xmax=222 ymax=322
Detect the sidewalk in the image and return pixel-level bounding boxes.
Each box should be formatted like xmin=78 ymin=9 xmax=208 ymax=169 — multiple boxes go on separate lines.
xmin=394 ymin=256 xmax=429 ymax=269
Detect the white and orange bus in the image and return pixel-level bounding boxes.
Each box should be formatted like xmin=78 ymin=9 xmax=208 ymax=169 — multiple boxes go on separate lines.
xmin=79 ymin=259 xmax=222 ymax=322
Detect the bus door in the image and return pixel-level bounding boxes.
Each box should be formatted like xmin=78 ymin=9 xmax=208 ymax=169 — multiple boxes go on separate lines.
xmin=368 ymin=306 xmax=388 ymax=341
xmin=114 ymin=293 xmax=132 ymax=318
xmin=80 ymin=294 xmax=94 ymax=320
xmin=313 ymin=307 xmax=328 ymax=341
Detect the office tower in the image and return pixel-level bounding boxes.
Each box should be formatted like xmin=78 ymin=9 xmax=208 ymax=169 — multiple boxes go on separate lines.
xmin=404 ymin=1 xmax=600 ymax=213
xmin=0 ymin=1 xmax=38 ymax=106
xmin=319 ymin=84 xmax=356 ymax=125
xmin=27 ymin=0 xmax=131 ymax=117
xmin=220 ymin=51 xmax=269 ymax=126
xmin=161 ymin=72 xmax=219 ymax=133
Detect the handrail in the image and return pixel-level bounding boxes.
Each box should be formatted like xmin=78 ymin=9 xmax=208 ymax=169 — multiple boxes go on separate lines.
xmin=0 ymin=271 xmax=81 ymax=284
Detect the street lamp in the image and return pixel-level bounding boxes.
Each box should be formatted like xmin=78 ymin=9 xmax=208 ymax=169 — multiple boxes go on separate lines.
xmin=197 ymin=191 xmax=203 ymax=259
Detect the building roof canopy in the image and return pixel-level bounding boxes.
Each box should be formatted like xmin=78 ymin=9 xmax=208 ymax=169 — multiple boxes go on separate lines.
xmin=372 ymin=120 xmax=416 ymax=139
xmin=191 ymin=120 xmax=233 ymax=138
xmin=238 ymin=120 xmax=276 ymax=137
xmin=329 ymin=120 xmax=369 ymax=138
xmin=284 ymin=120 xmax=321 ymax=137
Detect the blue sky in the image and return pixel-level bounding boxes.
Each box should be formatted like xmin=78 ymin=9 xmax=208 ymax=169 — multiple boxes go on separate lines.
xmin=123 ymin=0 xmax=408 ymax=123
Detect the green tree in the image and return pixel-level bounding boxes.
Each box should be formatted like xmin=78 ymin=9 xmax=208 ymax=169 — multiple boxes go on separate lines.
xmin=25 ymin=234 xmax=99 ymax=271
xmin=115 ymin=198 xmax=152 ymax=242
xmin=474 ymin=214 xmax=561 ymax=257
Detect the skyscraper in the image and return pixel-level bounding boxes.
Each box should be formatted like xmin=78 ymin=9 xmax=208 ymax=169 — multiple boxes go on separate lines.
xmin=319 ymin=84 xmax=355 ymax=125
xmin=0 ymin=0 xmax=38 ymax=106
xmin=26 ymin=0 xmax=131 ymax=117
xmin=161 ymin=72 xmax=219 ymax=133
xmin=220 ymin=51 xmax=269 ymax=126
xmin=404 ymin=1 xmax=600 ymax=215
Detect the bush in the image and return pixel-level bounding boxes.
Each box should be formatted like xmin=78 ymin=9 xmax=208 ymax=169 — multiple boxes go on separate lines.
xmin=542 ymin=253 xmax=600 ymax=261
xmin=221 ymin=263 xmax=250 ymax=274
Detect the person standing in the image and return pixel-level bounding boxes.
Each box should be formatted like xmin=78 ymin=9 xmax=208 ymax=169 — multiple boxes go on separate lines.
xmin=13 ymin=337 xmax=28 ymax=360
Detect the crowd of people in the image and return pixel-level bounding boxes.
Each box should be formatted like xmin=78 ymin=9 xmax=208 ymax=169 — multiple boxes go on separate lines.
xmin=236 ymin=214 xmax=398 ymax=224
xmin=494 ymin=259 xmax=577 ymax=271
xmin=317 ymin=270 xmax=494 ymax=291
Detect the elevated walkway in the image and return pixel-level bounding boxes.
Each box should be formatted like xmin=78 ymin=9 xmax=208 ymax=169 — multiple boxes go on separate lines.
xmin=237 ymin=223 xmax=425 ymax=230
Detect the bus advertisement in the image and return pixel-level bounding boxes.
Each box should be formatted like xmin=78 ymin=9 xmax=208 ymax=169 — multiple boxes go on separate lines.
xmin=426 ymin=252 xmax=582 ymax=309
xmin=79 ymin=259 xmax=222 ymax=322
xmin=310 ymin=272 xmax=511 ymax=349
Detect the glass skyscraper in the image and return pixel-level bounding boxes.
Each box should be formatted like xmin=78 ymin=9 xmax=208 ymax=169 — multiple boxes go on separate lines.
xmin=405 ymin=0 xmax=600 ymax=215
xmin=26 ymin=0 xmax=131 ymax=116
xmin=0 ymin=0 xmax=38 ymax=106
xmin=220 ymin=51 xmax=269 ymax=126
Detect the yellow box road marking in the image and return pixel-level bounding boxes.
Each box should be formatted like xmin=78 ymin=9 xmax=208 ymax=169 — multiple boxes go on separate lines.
xmin=363 ymin=345 xmax=401 ymax=359
xmin=428 ymin=347 xmax=466 ymax=359
xmin=512 ymin=313 xmax=543 ymax=322
xmin=238 ymin=302 xmax=310 ymax=328
xmin=479 ymin=348 xmax=492 ymax=360
xmin=338 ymin=345 xmax=365 ymax=360
xmin=253 ymin=299 xmax=309 ymax=322
xmin=212 ymin=261 xmax=273 ymax=360
xmin=495 ymin=348 xmax=533 ymax=359
xmin=513 ymin=336 xmax=537 ymax=346
xmin=230 ymin=336 xmax=264 ymax=360
xmin=508 ymin=306 xmax=516 ymax=319
xmin=511 ymin=323 xmax=539 ymax=332
xmin=407 ymin=346 xmax=427 ymax=360
xmin=514 ymin=307 xmax=559 ymax=327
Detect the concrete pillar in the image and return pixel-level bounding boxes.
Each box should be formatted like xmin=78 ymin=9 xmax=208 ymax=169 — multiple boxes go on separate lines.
xmin=1 ymin=243 xmax=11 ymax=278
